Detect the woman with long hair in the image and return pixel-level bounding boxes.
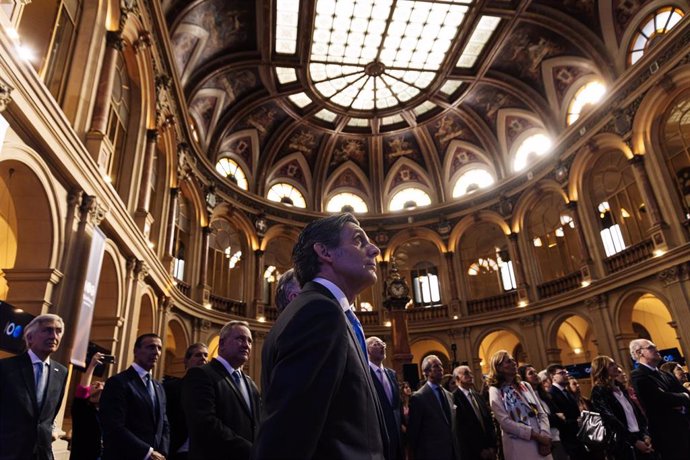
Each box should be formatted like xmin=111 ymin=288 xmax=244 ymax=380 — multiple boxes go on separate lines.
xmin=590 ymin=355 xmax=655 ymax=460
xmin=519 ymin=364 xmax=568 ymax=460
xmin=488 ymin=351 xmax=552 ymax=459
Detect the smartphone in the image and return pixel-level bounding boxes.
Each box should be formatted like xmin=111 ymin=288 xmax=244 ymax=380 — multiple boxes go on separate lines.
xmin=101 ymin=354 xmax=116 ymax=364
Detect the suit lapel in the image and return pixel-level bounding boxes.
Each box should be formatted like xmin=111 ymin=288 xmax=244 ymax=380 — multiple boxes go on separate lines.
xmin=20 ymin=353 xmax=39 ymax=416
xmin=128 ymin=367 xmax=156 ymax=418
xmin=212 ymin=359 xmax=252 ymax=418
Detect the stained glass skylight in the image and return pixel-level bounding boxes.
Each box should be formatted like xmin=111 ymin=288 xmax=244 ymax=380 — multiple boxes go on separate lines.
xmin=215 ymin=158 xmax=248 ymax=190
xmin=326 ymin=192 xmax=369 ymax=212
xmin=567 ymin=81 xmax=606 ymax=125
xmin=456 ymin=16 xmax=501 ymax=68
xmin=276 ymin=0 xmax=300 ymax=54
xmin=309 ymin=0 xmax=473 ymax=111
xmin=288 ymin=92 xmax=313 ymax=108
xmin=629 ymin=7 xmax=684 ymax=65
xmin=267 ymin=183 xmax=307 ymax=208
xmin=276 ymin=67 xmax=298 ymax=84
xmin=389 ymin=187 xmax=432 ymax=211
xmin=452 ymin=168 xmax=495 ymax=197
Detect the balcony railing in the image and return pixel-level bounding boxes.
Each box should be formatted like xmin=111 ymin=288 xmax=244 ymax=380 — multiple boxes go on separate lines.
xmin=537 ymin=271 xmax=583 ymax=298
xmin=209 ymin=294 xmax=246 ymax=316
xmin=406 ymin=305 xmax=449 ymax=321
xmin=264 ymin=307 xmax=279 ymax=322
xmin=175 ymin=280 xmax=191 ymax=297
xmin=359 ymin=311 xmax=380 ymax=326
xmin=604 ymin=238 xmax=653 ymax=274
xmin=467 ymin=291 xmax=518 ymax=315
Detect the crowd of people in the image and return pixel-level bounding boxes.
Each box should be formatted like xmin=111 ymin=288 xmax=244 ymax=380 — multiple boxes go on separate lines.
xmin=2 ymin=213 xmax=690 ymax=460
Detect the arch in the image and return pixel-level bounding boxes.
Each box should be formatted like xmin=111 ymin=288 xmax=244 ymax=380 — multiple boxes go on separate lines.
xmin=545 ymin=310 xmax=598 ymax=364
xmin=137 ymin=291 xmax=156 ymax=337
xmin=410 ymin=337 xmax=451 ymax=372
xmin=541 ymin=56 xmax=607 ymax=121
xmin=512 ymin=180 xmax=569 ymax=233
xmin=217 ymin=129 xmax=260 ymax=188
xmin=497 ymin=109 xmax=547 ymax=167
xmin=89 ymin=242 xmax=125 ymax=357
xmin=322 ymin=161 xmax=373 ymax=211
xmin=384 ymin=227 xmax=447 ymax=262
xmin=210 ymin=204 xmax=258 ymax=251
xmin=383 ymin=158 xmax=436 ymax=208
xmin=474 ymin=327 xmax=524 ymax=374
xmin=260 ymin=224 xmax=300 ymax=252
xmin=0 ymin=145 xmax=65 ymax=269
xmin=448 ymin=211 xmax=511 ymax=253
xmin=179 ymin=177 xmax=208 ymax=227
xmin=616 ymin=1 xmax=688 ymax=71
xmin=615 ymin=287 xmax=673 ymax=336
xmin=266 ymin=152 xmax=313 ymax=198
xmin=568 ymin=132 xmax=633 ymax=201
xmin=164 ymin=316 xmax=191 ymax=377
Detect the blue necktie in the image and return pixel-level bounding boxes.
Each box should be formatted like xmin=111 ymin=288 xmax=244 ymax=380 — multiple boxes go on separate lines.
xmin=232 ymin=370 xmax=252 ymax=413
xmin=345 ymin=308 xmax=367 ymax=357
xmin=35 ymin=362 xmax=47 ymax=406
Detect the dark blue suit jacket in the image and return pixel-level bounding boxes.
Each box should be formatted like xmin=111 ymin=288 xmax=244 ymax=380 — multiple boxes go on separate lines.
xmin=255 ymin=281 xmax=387 ymax=459
xmin=370 ymin=365 xmax=402 ymax=460
xmin=100 ymin=366 xmax=169 ymax=460
xmin=0 ymin=352 xmax=67 ymax=460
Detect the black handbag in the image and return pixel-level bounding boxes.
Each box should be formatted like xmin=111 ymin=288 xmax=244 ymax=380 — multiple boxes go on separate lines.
xmin=577 ymin=410 xmax=608 ymax=451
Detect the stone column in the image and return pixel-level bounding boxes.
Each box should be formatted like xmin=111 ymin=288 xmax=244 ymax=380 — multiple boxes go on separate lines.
xmin=164 ymin=187 xmax=180 ymax=268
xmin=86 ymin=31 xmax=124 ymax=168
xmin=584 ymin=294 xmax=619 ymax=361
xmin=444 ymin=251 xmax=461 ymax=317
xmin=518 ymin=315 xmax=547 ymax=370
xmin=630 ymin=154 xmax=673 ymax=252
xmin=118 ymin=259 xmax=150 ymax=368
xmin=251 ymin=249 xmax=265 ymax=319
xmin=195 ymin=226 xmax=212 ymax=306
xmin=155 ymin=296 xmax=172 ymax=379
xmin=507 ymin=233 xmax=530 ymax=305
xmin=657 ymin=264 xmax=690 ymax=359
xmin=135 ymin=129 xmax=159 ymax=238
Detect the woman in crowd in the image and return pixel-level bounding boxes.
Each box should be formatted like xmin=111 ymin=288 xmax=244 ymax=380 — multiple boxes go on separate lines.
xmin=567 ymin=376 xmax=592 ymax=412
xmin=70 ymin=352 xmax=105 ymax=460
xmin=488 ymin=351 xmax=552 ymax=459
xmin=399 ymin=380 xmax=412 ymax=448
xmin=519 ymin=365 xmax=568 ymax=460
xmin=589 ymin=355 xmax=655 ymax=460
xmin=660 ymin=361 xmax=689 ymax=387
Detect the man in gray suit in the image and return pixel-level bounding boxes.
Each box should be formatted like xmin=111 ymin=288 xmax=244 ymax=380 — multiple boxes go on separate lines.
xmin=0 ymin=314 xmax=68 ymax=460
xmin=255 ymin=213 xmax=388 ymax=459
xmin=408 ymin=355 xmax=460 ymax=460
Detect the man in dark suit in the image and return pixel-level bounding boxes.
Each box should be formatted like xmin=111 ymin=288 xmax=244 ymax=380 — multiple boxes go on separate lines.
xmin=453 ymin=365 xmax=496 ymax=460
xmin=630 ymin=338 xmax=690 ymax=460
xmin=548 ymin=363 xmax=586 ymax=459
xmin=408 ymin=355 xmax=459 ymax=460
xmin=255 ymin=213 xmax=388 ymax=459
xmin=367 ymin=336 xmax=402 ymax=460
xmin=182 ymin=321 xmax=260 ymax=460
xmin=100 ymin=333 xmax=169 ymax=460
xmin=0 ymin=314 xmax=68 ymax=460
xmin=164 ymin=342 xmax=208 ymax=460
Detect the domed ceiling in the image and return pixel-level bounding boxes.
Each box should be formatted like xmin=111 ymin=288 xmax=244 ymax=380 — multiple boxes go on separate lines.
xmin=162 ymin=0 xmax=677 ymax=215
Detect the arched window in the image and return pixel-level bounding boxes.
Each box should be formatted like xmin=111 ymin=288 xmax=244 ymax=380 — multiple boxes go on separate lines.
xmin=207 ymin=220 xmax=244 ymax=300
xmin=661 ymin=93 xmax=690 ymax=219
xmin=628 ymin=7 xmax=684 ymax=65
xmin=215 ymin=158 xmax=248 ymax=190
xmin=17 ymin=0 xmax=83 ymax=104
xmin=411 ymin=261 xmax=441 ymax=307
xmin=513 ymin=133 xmax=552 ymax=172
xmin=526 ymin=193 xmax=581 ymax=282
xmin=589 ymin=152 xmax=649 ymax=257
xmin=267 ymin=183 xmax=307 ymax=208
xmin=566 ymin=81 xmax=606 ymax=125
xmin=460 ymin=222 xmax=514 ymax=298
xmin=389 ymin=188 xmax=432 ymax=211
xmin=326 ymin=192 xmax=368 ymax=213
xmin=452 ymin=168 xmax=495 ymax=198
xmin=172 ymin=196 xmax=191 ymax=282
xmin=106 ymin=50 xmax=131 ymax=185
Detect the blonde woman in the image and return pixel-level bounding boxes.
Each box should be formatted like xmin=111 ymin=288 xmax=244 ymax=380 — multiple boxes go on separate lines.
xmin=488 ymin=350 xmax=552 ymax=459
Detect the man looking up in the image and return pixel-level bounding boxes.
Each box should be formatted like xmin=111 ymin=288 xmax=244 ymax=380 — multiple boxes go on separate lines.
xmin=255 ymin=213 xmax=387 ymax=459
xmin=630 ymin=338 xmax=690 ymax=460
xmin=453 ymin=365 xmax=496 ymax=460
xmin=274 ymin=268 xmax=300 ymax=314
xmin=367 ymin=336 xmax=402 ymax=460
xmin=0 ymin=314 xmax=68 ymax=460
xmin=100 ymin=333 xmax=169 ymax=460
xmin=183 ymin=321 xmax=260 ymax=460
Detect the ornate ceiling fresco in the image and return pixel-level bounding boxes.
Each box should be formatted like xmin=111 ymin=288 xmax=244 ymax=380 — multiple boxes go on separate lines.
xmin=161 ymin=0 xmax=685 ymax=215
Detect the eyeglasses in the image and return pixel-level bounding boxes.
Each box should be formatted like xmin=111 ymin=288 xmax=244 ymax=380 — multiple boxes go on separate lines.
xmin=555 ymin=370 xmax=568 ymax=375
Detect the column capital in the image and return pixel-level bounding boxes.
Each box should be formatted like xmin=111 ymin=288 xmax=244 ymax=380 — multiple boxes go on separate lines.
xmin=254 ymin=249 xmax=265 ymax=257
xmin=519 ymin=314 xmax=541 ymax=327
xmin=628 ymin=153 xmax=645 ymax=166
xmin=202 ymin=225 xmax=213 ymax=236
xmin=0 ymin=79 xmax=13 ymax=112
xmin=133 ymin=32 xmax=152 ymax=53
xmin=658 ymin=263 xmax=689 ymax=286
xmin=79 ymin=195 xmax=108 ymax=226
xmin=585 ymin=294 xmax=608 ymax=310
xmin=105 ymin=30 xmax=125 ymax=51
